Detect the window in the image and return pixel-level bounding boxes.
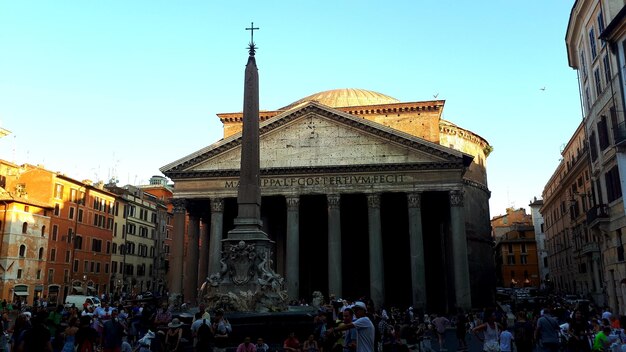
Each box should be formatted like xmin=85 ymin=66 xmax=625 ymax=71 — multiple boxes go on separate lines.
xmin=50 ymin=248 xmax=56 ymax=261
xmin=590 ymin=28 xmax=597 ymax=59
xmin=91 ymin=239 xmax=102 ymax=252
xmin=606 ymin=166 xmax=623 ymax=202
xmin=54 ymin=183 xmax=64 ymax=199
xmin=69 ymin=207 xmax=75 ymax=220
xmin=112 ymin=261 xmax=117 ymax=274
xmin=38 ymin=247 xmax=43 ymax=260
xmin=589 ymin=131 xmax=599 ymax=161
xmin=105 ymin=263 xmax=109 ymax=274
xmin=21 ymin=222 xmax=27 ymax=234
xmin=521 ymin=243 xmax=527 ymax=253
xmin=78 ymin=209 xmax=83 ymax=223
xmin=598 ymin=10 xmax=606 ymax=44
xmin=54 ymin=204 xmax=60 ymax=216
xmin=618 ymin=230 xmax=625 ymax=262
xmin=70 ymin=188 xmax=77 ymax=203
xmin=96 ymin=262 xmax=100 ymax=273
xmin=41 ymin=225 xmax=45 ymax=237
xmin=112 ymin=243 xmax=117 ymax=254
xmin=17 ymin=269 xmax=22 ymax=279
xmin=65 ymin=250 xmax=70 ymax=263
xmin=52 ymin=225 xmax=58 ymax=241
xmin=106 ymin=241 xmax=111 ymax=254
xmin=580 ymin=50 xmax=588 ymax=79
xmin=598 ymin=115 xmax=610 ymax=150
xmin=64 ymin=269 xmax=69 ymax=283
xmin=520 ymin=255 xmax=528 ymax=264
xmin=84 ymin=261 xmax=89 ymax=272
xmin=36 ymin=269 xmax=41 ymax=280
xmin=19 ymin=245 xmax=26 ymax=257
xmin=90 ymin=261 xmax=94 ymax=273
xmin=507 ymin=253 xmax=515 ymax=265
xmin=585 ymin=86 xmax=591 ymax=112
xmin=604 ymin=55 xmax=611 ymax=83
xmin=594 ymin=69 xmax=602 ymax=95
xmin=74 ymin=236 xmax=82 ymax=250
xmin=48 ymin=269 xmax=54 ymax=283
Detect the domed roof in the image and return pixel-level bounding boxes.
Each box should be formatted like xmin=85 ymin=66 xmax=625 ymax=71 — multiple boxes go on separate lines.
xmin=280 ymin=88 xmax=400 ymax=110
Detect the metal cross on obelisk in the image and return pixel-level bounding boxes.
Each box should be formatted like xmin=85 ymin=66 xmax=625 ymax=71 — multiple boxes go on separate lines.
xmin=203 ymin=24 xmax=286 ymax=312
xmin=246 ymin=22 xmax=259 ymax=56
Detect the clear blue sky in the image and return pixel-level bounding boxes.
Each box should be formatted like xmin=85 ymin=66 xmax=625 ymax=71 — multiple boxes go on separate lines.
xmin=0 ymin=1 xmax=581 ymax=218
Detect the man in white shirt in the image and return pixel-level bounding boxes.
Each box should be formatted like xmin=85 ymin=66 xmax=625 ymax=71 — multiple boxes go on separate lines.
xmin=328 ymin=301 xmax=375 ymax=352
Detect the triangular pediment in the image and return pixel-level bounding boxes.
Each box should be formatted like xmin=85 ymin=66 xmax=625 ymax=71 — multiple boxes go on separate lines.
xmin=161 ymin=102 xmax=469 ymax=177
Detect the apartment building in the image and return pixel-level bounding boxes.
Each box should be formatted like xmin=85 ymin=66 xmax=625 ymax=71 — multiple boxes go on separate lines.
xmin=567 ymin=0 xmax=626 ymax=312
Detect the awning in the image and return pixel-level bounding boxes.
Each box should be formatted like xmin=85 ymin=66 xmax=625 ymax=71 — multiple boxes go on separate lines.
xmin=13 ymin=292 xmax=28 ymax=296
xmin=34 ymin=285 xmax=43 ymax=292
xmin=71 ymin=287 xmax=84 ymax=294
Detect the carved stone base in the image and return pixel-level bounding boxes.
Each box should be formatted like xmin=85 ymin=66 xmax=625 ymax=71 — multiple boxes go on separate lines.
xmin=201 ymin=237 xmax=288 ymax=312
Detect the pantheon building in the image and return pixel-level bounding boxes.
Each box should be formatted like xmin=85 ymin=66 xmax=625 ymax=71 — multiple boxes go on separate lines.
xmin=161 ymin=88 xmax=494 ymax=311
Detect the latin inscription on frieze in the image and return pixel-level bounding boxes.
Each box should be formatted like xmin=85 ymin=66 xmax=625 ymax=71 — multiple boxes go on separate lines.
xmin=224 ymin=174 xmax=405 ymax=188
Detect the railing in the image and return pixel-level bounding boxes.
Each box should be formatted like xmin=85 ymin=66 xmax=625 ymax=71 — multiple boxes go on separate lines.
xmin=581 ymin=242 xmax=600 ymax=255
xmin=586 ymin=204 xmax=610 ymax=225
xmin=614 ymin=120 xmax=626 ymax=147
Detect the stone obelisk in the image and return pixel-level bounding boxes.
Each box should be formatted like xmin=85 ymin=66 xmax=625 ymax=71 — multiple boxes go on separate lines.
xmin=202 ymin=23 xmax=287 ymax=312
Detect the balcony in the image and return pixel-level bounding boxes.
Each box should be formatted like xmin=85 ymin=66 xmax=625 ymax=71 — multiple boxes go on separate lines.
xmin=580 ymin=242 xmax=600 ymax=255
xmin=614 ymin=120 xmax=626 ymax=148
xmin=586 ymin=204 xmax=610 ymax=228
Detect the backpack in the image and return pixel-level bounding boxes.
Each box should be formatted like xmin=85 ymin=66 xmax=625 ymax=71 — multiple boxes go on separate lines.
xmin=197 ymin=319 xmax=213 ymax=347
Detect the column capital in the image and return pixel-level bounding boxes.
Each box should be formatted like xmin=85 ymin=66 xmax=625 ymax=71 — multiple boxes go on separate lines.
xmin=327 ymin=194 xmax=340 ymax=209
xmin=172 ymin=199 xmax=187 ymax=214
xmin=407 ymin=193 xmax=421 ymax=209
xmin=286 ymin=196 xmax=300 ymax=211
xmin=211 ymin=198 xmax=224 ymax=213
xmin=367 ymin=194 xmax=381 ymax=209
xmin=449 ymin=190 xmax=464 ymax=207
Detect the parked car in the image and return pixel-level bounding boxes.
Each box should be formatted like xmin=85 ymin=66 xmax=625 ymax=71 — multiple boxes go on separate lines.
xmin=64 ymin=295 xmax=101 ymax=311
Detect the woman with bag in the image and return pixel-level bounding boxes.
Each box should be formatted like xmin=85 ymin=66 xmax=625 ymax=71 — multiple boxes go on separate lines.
xmin=472 ymin=311 xmax=502 ymax=352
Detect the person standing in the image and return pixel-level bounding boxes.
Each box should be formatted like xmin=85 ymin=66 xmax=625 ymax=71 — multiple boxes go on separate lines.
xmin=498 ymin=322 xmax=514 ymax=352
xmin=340 ymin=308 xmax=357 ymax=352
xmin=328 ymin=302 xmax=375 ymax=352
xmin=17 ymin=312 xmax=53 ymax=352
xmin=534 ymin=307 xmax=561 ymax=352
xmin=472 ymin=311 xmax=501 ymax=352
xmin=213 ymin=309 xmax=232 ymax=352
xmin=102 ymin=310 xmax=125 ymax=352
xmin=431 ymin=313 xmax=450 ymax=351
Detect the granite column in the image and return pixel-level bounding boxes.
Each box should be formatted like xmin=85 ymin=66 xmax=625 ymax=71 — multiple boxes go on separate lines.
xmin=327 ymin=194 xmax=342 ymax=298
xmin=407 ymin=192 xmax=426 ymax=310
xmin=208 ymin=198 xmax=224 ymax=276
xmin=449 ymin=190 xmax=471 ymax=309
xmin=285 ymin=196 xmax=300 ymax=300
xmin=169 ymin=199 xmax=186 ymax=305
xmin=185 ymin=214 xmax=200 ymax=305
xmin=367 ymin=194 xmax=384 ymax=309
xmin=198 ymin=218 xmax=209 ymax=290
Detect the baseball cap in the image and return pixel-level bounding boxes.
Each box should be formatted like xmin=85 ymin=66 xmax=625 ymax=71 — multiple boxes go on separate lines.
xmin=352 ymin=301 xmax=367 ymax=312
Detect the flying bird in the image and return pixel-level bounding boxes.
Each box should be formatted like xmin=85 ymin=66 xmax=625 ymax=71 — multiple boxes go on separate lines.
xmin=433 ymin=93 xmax=439 ymax=99
xmin=540 ymin=87 xmax=546 ymax=91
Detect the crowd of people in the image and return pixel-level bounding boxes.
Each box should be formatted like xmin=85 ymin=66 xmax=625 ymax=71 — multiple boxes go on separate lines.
xmin=6 ymin=292 xmax=626 ymax=352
